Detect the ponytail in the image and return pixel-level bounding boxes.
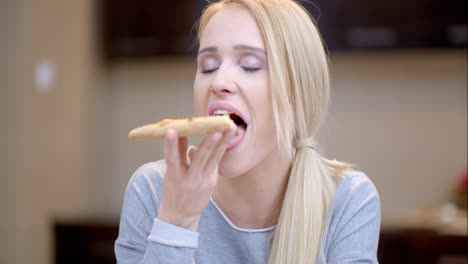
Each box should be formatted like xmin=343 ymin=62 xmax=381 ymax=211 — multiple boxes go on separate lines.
xmin=268 ymin=138 xmax=351 ymax=264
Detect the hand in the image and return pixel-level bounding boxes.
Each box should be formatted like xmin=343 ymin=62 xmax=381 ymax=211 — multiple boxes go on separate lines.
xmin=157 ymin=128 xmax=236 ymax=231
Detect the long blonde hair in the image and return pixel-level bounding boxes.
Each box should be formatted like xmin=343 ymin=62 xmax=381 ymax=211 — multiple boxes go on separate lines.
xmin=198 ymin=1 xmax=351 ymax=263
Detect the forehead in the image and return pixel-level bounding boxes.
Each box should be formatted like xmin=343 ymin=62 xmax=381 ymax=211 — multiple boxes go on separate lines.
xmin=200 ymin=4 xmax=265 ymax=49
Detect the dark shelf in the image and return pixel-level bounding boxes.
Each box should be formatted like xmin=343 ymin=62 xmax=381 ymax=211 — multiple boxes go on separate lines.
xmin=54 ymin=220 xmax=467 ymax=264
xmin=98 ymin=0 xmax=467 ymax=60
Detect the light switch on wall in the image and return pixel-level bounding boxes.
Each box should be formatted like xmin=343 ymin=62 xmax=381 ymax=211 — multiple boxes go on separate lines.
xmin=35 ymin=59 xmax=55 ymax=93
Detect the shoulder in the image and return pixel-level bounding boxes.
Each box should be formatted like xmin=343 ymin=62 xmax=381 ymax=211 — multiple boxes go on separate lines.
xmin=335 ymin=169 xmax=380 ymax=208
xmin=323 ymin=170 xmax=381 ymax=261
xmin=116 ymin=160 xmax=168 ymax=253
xmin=125 ymin=160 xmax=167 ymax=207
xmin=327 ymin=169 xmax=381 ymax=237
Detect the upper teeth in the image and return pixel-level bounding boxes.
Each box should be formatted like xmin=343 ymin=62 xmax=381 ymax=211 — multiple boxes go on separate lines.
xmin=213 ymin=109 xmax=231 ymax=116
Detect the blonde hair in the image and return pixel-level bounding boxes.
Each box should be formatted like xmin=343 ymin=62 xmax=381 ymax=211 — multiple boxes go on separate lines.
xmin=198 ymin=0 xmax=351 ymax=263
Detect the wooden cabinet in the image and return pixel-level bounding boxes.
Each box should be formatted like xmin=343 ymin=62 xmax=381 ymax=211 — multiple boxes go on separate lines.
xmin=379 ymin=228 xmax=467 ymax=264
xmin=54 ymin=220 xmax=118 ymax=264
xmin=99 ymin=0 xmax=206 ymax=59
xmin=98 ymin=0 xmax=467 ymax=60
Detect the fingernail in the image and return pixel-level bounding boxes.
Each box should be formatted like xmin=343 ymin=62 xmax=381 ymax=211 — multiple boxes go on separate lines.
xmin=165 ymin=129 xmax=176 ymax=142
xmin=166 ymin=129 xmax=176 ymax=137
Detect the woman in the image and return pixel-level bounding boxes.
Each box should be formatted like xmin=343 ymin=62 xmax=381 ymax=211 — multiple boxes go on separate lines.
xmin=115 ymin=0 xmax=381 ymax=263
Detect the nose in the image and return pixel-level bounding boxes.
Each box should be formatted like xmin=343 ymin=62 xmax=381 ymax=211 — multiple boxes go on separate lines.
xmin=210 ymin=65 xmax=236 ymax=96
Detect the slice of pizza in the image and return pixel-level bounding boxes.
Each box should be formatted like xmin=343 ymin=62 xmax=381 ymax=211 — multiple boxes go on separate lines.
xmin=128 ymin=115 xmax=236 ymax=140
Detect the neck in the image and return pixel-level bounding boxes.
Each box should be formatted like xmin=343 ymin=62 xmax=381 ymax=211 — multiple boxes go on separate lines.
xmin=213 ymin=149 xmax=291 ymax=229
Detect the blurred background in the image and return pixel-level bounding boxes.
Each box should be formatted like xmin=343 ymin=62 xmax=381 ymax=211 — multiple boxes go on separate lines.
xmin=1 ymin=0 xmax=466 ymax=264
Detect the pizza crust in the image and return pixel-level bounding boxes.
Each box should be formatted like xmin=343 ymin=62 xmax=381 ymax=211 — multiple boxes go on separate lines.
xmin=128 ymin=115 xmax=236 ymax=140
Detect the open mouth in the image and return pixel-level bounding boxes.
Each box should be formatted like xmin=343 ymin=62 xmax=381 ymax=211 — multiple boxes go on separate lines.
xmin=228 ymin=113 xmax=247 ymax=131
xmin=212 ymin=109 xmax=247 ymax=150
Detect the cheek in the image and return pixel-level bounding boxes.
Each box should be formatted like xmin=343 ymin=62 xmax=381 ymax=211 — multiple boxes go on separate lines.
xmin=250 ymin=78 xmax=276 ymax=138
xmin=253 ymin=79 xmax=273 ymax=120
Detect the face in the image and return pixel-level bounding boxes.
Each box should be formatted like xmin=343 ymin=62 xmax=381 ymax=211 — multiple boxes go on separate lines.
xmin=194 ymin=4 xmax=278 ymax=177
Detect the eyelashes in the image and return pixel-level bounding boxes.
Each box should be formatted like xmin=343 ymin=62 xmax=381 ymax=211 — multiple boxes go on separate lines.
xmin=201 ymin=68 xmax=217 ymax=74
xmin=201 ymin=66 xmax=261 ymax=74
xmin=242 ymin=66 xmax=261 ymax=73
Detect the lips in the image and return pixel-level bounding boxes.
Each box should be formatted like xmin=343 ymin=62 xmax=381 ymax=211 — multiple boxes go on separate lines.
xmin=208 ymin=102 xmax=248 ymax=150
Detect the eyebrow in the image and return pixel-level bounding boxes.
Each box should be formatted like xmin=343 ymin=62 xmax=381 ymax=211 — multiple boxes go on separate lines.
xmin=198 ymin=46 xmax=217 ymax=54
xmin=198 ymin=45 xmax=266 ymax=55
xmin=234 ymin=44 xmax=266 ymax=54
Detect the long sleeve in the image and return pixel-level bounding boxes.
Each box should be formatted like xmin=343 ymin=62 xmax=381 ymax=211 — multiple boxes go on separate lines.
xmin=325 ymin=171 xmax=381 ymax=264
xmin=114 ymin=161 xmax=199 ymax=264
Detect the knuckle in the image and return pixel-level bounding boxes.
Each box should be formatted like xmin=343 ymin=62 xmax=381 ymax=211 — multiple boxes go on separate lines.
xmin=207 ymin=133 xmax=222 ymax=145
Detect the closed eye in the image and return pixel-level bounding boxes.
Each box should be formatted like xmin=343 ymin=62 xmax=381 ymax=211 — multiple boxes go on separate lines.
xmin=201 ymin=68 xmax=218 ymax=74
xmin=198 ymin=55 xmax=220 ymax=74
xmin=241 ymin=66 xmax=261 ymax=73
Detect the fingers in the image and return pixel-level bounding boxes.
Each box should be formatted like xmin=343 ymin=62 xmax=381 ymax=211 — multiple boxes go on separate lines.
xmin=165 ymin=127 xmax=235 ymax=178
xmin=203 ymin=128 xmax=235 ymax=174
xmin=164 ymin=129 xmax=182 ymax=170
xmin=190 ymin=132 xmax=223 ymax=172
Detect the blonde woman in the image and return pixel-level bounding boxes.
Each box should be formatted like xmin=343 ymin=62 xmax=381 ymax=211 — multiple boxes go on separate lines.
xmin=115 ymin=0 xmax=380 ymax=263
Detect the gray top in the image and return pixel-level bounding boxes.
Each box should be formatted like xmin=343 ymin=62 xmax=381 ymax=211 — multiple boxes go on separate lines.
xmin=115 ymin=160 xmax=381 ymax=263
